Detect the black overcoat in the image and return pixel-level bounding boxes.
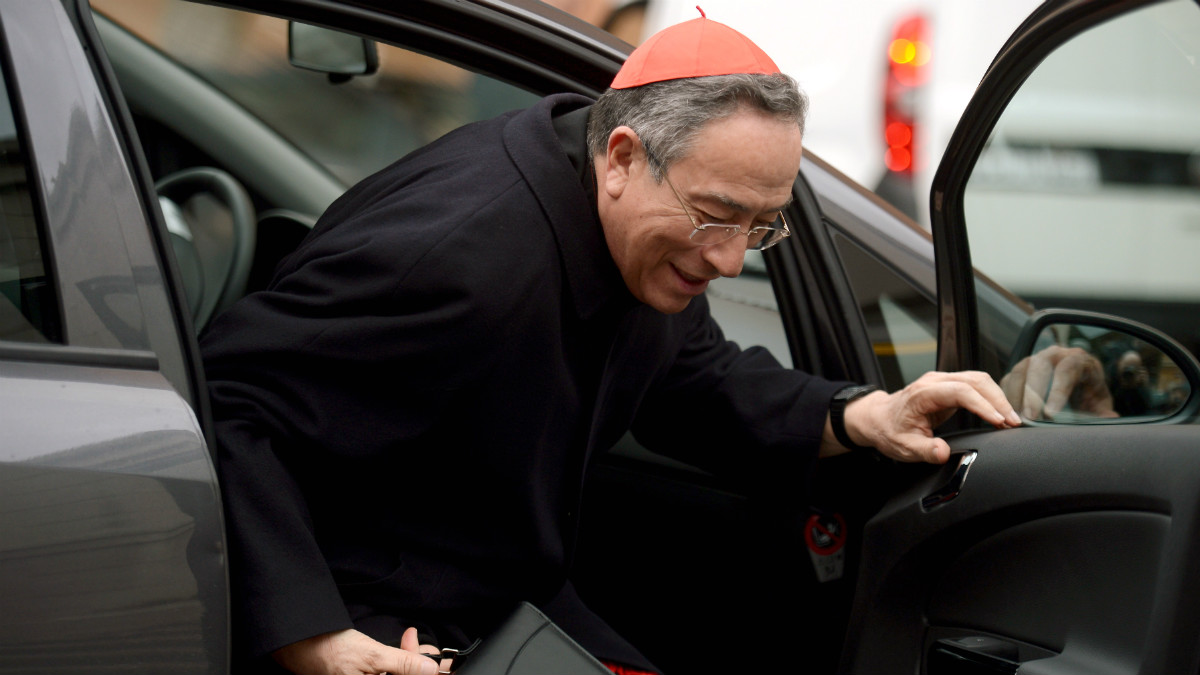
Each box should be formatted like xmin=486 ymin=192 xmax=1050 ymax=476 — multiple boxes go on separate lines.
xmin=201 ymin=93 xmax=843 ymax=665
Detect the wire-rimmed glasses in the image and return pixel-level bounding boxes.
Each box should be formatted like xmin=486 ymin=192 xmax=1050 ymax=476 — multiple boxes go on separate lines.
xmin=659 ymin=166 xmax=791 ymax=251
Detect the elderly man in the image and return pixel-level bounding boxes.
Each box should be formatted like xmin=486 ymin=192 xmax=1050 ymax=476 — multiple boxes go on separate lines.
xmin=201 ymin=12 xmax=1019 ymax=675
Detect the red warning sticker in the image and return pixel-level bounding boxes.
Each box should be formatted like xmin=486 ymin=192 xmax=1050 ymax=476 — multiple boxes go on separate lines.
xmin=804 ymin=513 xmax=847 ymax=556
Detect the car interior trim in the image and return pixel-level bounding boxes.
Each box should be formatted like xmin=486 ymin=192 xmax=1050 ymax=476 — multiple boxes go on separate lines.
xmin=0 ymin=342 xmax=158 ymax=371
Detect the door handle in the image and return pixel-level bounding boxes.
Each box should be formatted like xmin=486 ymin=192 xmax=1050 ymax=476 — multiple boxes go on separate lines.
xmin=928 ymin=635 xmax=1020 ymax=675
xmin=922 ymin=450 xmax=978 ymax=510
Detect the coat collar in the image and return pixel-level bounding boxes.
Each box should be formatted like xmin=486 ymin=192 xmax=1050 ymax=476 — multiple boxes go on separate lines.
xmin=504 ymin=94 xmax=633 ymax=320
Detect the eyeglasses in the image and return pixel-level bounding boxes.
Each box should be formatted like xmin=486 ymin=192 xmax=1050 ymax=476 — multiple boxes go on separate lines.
xmin=660 ymin=167 xmax=792 ymax=251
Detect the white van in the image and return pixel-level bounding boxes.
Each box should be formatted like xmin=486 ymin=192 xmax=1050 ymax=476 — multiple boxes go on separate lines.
xmin=960 ymin=0 xmax=1200 ymax=354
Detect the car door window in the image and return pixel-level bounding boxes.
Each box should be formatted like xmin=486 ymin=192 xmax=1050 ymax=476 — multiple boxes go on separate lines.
xmin=833 ymin=232 xmax=937 ymax=389
xmin=707 ymin=251 xmax=793 ymax=368
xmin=964 ymin=0 xmax=1200 ymax=362
xmin=0 ymin=62 xmax=58 ymax=344
xmin=92 ymin=0 xmax=540 ymax=186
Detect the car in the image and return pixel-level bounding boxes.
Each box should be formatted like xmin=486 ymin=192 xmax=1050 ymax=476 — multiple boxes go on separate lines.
xmin=1 ymin=1 xmax=1198 ymax=674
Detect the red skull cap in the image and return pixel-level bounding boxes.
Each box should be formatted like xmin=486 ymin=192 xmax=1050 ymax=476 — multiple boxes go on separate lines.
xmin=610 ymin=6 xmax=781 ymax=89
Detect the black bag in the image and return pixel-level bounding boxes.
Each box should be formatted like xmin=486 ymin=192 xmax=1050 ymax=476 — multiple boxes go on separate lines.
xmin=445 ymin=602 xmax=612 ymax=674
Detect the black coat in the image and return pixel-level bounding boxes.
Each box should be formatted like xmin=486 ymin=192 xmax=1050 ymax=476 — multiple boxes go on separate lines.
xmin=201 ymin=93 xmax=842 ymax=665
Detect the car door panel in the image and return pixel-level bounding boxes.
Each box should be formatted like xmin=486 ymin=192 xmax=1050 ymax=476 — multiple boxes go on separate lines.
xmin=0 ymin=3 xmax=226 ymax=673
xmin=844 ymin=3 xmax=1200 ymax=671
xmin=847 ymin=426 xmax=1200 ymax=674
xmin=0 ymin=359 xmax=225 ymax=674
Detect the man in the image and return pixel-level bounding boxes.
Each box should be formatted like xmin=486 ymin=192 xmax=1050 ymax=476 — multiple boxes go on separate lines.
xmin=201 ymin=12 xmax=1020 ymax=675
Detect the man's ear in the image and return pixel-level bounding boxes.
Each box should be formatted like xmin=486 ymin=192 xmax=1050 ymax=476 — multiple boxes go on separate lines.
xmin=601 ymin=126 xmax=641 ymax=199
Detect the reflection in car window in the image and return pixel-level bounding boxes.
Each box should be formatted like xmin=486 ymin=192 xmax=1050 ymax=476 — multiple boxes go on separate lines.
xmin=91 ymin=0 xmax=540 ymax=186
xmin=0 ymin=63 xmax=58 ymax=344
xmin=833 ymin=232 xmax=936 ymax=390
xmin=965 ymin=0 xmax=1200 ymax=361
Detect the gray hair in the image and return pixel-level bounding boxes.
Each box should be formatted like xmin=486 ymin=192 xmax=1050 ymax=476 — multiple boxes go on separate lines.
xmin=586 ymin=72 xmax=808 ymax=181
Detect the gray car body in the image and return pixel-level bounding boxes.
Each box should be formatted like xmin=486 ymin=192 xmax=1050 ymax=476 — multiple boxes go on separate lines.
xmin=0 ymin=1 xmax=224 ymax=672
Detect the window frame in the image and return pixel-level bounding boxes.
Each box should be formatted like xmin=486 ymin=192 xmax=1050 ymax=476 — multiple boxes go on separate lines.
xmin=0 ymin=21 xmax=62 ymax=345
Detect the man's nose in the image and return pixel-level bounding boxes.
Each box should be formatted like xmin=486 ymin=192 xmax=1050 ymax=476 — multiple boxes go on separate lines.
xmin=700 ymin=236 xmax=746 ymax=278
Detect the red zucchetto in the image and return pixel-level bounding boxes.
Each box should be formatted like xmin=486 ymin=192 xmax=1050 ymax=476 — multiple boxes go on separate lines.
xmin=610 ymin=6 xmax=781 ymax=89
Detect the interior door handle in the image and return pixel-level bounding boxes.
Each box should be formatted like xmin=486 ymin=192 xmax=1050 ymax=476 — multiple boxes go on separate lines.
xmin=928 ymin=635 xmax=1020 ymax=675
xmin=922 ymin=451 xmax=978 ymax=510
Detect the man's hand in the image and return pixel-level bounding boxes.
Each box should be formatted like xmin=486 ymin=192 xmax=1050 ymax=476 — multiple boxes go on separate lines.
xmin=272 ymin=627 xmax=441 ymax=675
xmin=826 ymin=371 xmax=1021 ymax=464
xmin=1000 ymin=345 xmax=1117 ymax=421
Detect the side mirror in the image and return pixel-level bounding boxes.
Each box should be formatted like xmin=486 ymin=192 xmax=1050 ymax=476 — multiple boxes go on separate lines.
xmin=1005 ymin=309 xmax=1200 ymax=424
xmin=288 ymin=22 xmax=379 ymax=83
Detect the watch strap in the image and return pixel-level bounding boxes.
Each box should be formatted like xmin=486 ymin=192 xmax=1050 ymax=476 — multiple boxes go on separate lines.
xmin=830 ymin=384 xmax=880 ymax=452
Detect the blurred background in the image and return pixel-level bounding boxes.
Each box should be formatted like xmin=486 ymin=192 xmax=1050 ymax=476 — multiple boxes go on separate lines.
xmin=92 ymin=0 xmax=1041 ymax=220
xmin=639 ymin=0 xmax=1042 ymax=221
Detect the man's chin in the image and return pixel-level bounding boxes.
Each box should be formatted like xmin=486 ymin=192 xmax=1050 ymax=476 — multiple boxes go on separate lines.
xmin=630 ymin=274 xmax=704 ymax=314
xmin=643 ymin=292 xmax=694 ymax=315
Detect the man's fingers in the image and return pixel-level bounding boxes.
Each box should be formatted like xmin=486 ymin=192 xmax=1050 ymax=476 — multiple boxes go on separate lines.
xmin=956 ymin=371 xmax=1019 ymax=425
xmin=927 ymin=437 xmax=952 ymax=464
xmin=883 ymin=432 xmax=951 ymax=464
xmin=912 ymin=374 xmax=1017 ymax=428
xmin=417 ymin=642 xmax=449 ymax=674
xmin=273 ymin=629 xmax=440 ymax=675
xmin=379 ymin=647 xmax=439 ymax=675
xmin=396 ymin=628 xmax=441 ymax=675
xmin=850 ymin=370 xmax=1018 ymax=466
xmin=906 ymin=435 xmax=951 ymax=464
xmin=400 ymin=627 xmax=421 ymax=653
xmin=966 ymin=370 xmax=1021 ymax=426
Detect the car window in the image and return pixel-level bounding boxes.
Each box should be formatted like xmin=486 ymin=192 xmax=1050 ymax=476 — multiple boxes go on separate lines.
xmin=91 ymin=0 xmax=540 ymax=186
xmin=964 ymin=0 xmax=1200 ymax=363
xmin=707 ymin=252 xmax=793 ymax=368
xmin=833 ymin=231 xmax=936 ymax=390
xmin=0 ymin=61 xmax=58 ymax=344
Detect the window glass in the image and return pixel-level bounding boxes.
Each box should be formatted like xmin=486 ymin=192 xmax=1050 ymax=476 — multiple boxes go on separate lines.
xmin=707 ymin=251 xmax=792 ymax=368
xmin=965 ymin=0 xmax=1200 ymax=363
xmin=91 ymin=0 xmax=540 ymax=185
xmin=0 ymin=62 xmax=57 ymax=344
xmin=833 ymin=232 xmax=937 ymax=390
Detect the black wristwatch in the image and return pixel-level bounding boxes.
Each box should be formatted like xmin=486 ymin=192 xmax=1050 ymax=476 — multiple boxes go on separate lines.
xmin=829 ymin=384 xmax=881 ymax=452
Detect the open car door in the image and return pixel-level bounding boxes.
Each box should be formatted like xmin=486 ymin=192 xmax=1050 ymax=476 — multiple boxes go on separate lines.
xmin=841 ymin=1 xmax=1200 ymax=673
